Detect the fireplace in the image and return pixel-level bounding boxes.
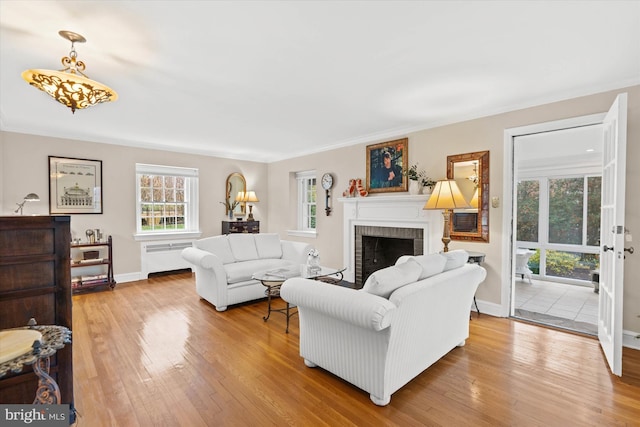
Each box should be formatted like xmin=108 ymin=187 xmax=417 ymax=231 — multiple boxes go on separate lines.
xmin=356 ymin=226 xmax=424 ymax=287
xmin=339 ymin=194 xmax=442 ymax=285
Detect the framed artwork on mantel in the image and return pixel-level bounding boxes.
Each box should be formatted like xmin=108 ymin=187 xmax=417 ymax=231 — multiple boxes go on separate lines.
xmin=49 ymin=156 xmax=103 ymax=214
xmin=366 ymin=138 xmax=408 ymax=193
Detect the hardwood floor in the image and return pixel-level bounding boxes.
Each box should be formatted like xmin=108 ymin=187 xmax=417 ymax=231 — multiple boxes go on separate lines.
xmin=71 ymin=272 xmax=640 ymax=426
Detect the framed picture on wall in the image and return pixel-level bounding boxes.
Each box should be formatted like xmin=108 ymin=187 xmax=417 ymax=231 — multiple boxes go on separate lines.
xmin=49 ymin=156 xmax=103 ymax=214
xmin=366 ymin=138 xmax=408 ymax=193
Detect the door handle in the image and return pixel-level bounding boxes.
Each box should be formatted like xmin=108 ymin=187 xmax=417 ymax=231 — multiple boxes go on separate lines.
xmin=624 ymin=247 xmax=634 ymax=254
xmin=603 ymin=245 xmax=614 ymax=252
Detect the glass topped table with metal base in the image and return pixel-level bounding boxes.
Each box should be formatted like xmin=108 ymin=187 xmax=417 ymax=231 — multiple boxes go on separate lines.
xmin=0 ymin=318 xmax=72 ymax=405
xmin=253 ymin=265 xmax=345 ymax=333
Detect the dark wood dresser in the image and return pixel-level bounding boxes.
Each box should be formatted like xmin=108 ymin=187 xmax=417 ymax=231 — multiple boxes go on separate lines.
xmin=0 ymin=216 xmax=74 ymax=419
xmin=222 ymin=220 xmax=260 ymax=234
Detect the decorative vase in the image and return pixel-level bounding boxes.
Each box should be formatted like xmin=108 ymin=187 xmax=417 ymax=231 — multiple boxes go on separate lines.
xmin=422 ymin=186 xmax=433 ymax=196
xmin=408 ymin=180 xmax=420 ymax=195
xmin=228 ymin=209 xmax=233 ymax=220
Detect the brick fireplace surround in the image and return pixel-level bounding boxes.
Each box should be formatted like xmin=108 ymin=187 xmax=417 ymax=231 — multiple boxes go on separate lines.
xmin=338 ymin=195 xmax=442 ymax=286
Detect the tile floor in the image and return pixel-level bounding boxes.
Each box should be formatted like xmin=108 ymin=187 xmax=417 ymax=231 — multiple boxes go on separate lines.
xmin=513 ymin=277 xmax=599 ymax=335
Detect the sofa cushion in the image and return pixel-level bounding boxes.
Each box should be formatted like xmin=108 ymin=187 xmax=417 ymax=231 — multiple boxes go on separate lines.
xmin=228 ymin=234 xmax=259 ymax=261
xmin=361 ymin=258 xmax=422 ymax=299
xmin=254 ymin=233 xmax=283 ymax=259
xmin=411 ymin=253 xmax=447 ymax=280
xmin=442 ymin=249 xmax=469 ymax=271
xmin=195 ymin=235 xmax=235 ymax=264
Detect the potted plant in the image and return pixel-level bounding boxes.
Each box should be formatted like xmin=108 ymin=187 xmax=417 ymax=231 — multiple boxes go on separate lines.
xmin=419 ymin=173 xmax=436 ymax=195
xmin=220 ymin=199 xmax=239 ymax=219
xmin=404 ymin=164 xmax=422 ymax=195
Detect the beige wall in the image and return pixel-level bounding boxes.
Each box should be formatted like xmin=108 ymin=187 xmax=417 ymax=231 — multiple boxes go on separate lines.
xmin=0 ymin=132 xmax=267 ymax=275
xmin=1 ymin=85 xmax=638 ymax=334
xmin=268 ymin=85 xmax=640 ymax=334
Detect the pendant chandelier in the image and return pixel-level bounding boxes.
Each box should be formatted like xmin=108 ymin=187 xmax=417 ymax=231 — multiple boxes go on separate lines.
xmin=467 ymin=161 xmax=479 ymax=187
xmin=21 ymin=30 xmax=118 ymax=114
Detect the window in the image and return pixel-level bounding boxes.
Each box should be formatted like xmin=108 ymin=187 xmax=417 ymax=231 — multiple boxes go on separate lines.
xmin=135 ymin=164 xmax=200 ymax=238
xmin=292 ymin=170 xmax=317 ymax=236
xmin=516 ymin=174 xmax=601 ymax=283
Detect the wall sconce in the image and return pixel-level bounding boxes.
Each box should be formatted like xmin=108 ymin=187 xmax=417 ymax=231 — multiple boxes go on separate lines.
xmin=15 ymin=193 xmax=40 ymax=215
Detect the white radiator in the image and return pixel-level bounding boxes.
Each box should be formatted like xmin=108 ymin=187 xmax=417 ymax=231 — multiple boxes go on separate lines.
xmin=140 ymin=239 xmax=194 ymax=278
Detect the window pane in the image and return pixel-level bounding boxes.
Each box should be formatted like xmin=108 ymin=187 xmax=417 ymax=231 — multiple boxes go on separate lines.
xmin=587 ymin=176 xmax=602 ymax=246
xmin=545 ymin=250 xmax=599 ymax=281
xmin=517 ymin=180 xmax=539 ymax=242
xmin=141 ymin=187 xmax=152 ymax=202
xmin=165 ymin=188 xmax=175 ymax=202
xmin=141 ymin=203 xmax=153 ymax=230
xmin=548 ymin=178 xmax=583 ymax=244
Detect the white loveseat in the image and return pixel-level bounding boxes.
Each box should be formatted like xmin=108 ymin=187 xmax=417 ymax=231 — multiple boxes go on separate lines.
xmin=182 ymin=233 xmax=312 ymax=311
xmin=280 ymin=250 xmax=486 ymax=406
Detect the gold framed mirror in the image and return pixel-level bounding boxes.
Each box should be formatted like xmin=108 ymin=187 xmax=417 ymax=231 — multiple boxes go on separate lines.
xmin=447 ymin=150 xmax=489 ymax=242
xmin=225 ymin=173 xmax=246 ymax=216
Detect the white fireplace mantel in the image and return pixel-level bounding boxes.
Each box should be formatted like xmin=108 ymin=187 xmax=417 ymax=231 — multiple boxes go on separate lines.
xmin=338 ymin=195 xmax=443 ymax=283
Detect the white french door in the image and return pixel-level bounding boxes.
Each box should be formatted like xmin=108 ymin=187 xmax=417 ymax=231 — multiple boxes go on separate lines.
xmin=598 ymin=93 xmax=628 ymax=377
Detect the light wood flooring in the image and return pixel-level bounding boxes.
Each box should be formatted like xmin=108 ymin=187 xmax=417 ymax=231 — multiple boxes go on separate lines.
xmin=71 ymin=272 xmax=640 ymax=426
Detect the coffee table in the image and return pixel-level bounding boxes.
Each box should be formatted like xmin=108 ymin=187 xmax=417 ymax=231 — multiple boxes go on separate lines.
xmin=252 ymin=265 xmax=345 ymax=333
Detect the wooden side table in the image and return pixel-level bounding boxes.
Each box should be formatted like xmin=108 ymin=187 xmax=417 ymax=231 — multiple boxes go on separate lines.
xmin=466 ymin=251 xmax=485 ymax=316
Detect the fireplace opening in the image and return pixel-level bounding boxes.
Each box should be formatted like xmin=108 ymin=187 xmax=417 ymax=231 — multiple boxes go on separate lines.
xmin=362 ymin=236 xmax=414 ymax=285
xmin=355 ymin=225 xmax=423 ymax=288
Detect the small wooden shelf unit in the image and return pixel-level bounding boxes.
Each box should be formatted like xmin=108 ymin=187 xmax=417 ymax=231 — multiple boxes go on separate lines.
xmin=71 ymin=235 xmax=116 ymax=292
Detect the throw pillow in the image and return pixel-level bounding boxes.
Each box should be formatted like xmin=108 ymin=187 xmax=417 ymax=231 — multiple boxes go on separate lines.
xmin=362 ymin=258 xmax=422 ymax=298
xmin=442 ymin=249 xmax=469 ymax=271
xmin=411 ymin=253 xmax=447 ymax=280
xmin=254 ymin=233 xmax=283 ymax=259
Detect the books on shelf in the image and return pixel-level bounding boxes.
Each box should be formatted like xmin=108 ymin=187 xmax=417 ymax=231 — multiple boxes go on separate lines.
xmin=72 ymin=274 xmax=108 ymax=283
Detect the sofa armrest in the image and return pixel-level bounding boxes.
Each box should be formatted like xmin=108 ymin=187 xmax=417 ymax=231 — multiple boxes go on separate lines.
xmin=281 ymin=240 xmax=314 ymax=264
xmin=281 ymin=278 xmax=396 ymax=331
xmin=182 ymin=247 xmax=220 ymax=269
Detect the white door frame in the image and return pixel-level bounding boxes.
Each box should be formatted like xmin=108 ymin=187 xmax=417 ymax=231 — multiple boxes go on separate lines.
xmin=501 ymin=113 xmax=605 ymax=317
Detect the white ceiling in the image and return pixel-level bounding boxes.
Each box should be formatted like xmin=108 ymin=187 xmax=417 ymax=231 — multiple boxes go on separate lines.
xmin=1 ymin=1 xmax=639 ymax=163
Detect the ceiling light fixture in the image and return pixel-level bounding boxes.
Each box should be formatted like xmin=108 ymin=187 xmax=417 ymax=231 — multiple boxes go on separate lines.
xmin=21 ymin=30 xmax=118 ymax=114
xmin=467 ymin=162 xmax=479 ymax=187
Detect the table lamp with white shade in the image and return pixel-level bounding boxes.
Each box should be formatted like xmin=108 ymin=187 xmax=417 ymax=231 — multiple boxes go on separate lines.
xmin=423 ymin=180 xmax=471 ymax=252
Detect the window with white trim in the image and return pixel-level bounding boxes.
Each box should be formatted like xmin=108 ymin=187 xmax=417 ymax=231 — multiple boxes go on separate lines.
xmin=135 ymin=164 xmax=199 ymax=236
xmin=296 ymin=171 xmax=317 ymax=232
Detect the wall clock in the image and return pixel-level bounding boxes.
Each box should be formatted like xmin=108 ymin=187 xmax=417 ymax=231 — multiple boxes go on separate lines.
xmin=321 ymin=173 xmax=333 ymax=216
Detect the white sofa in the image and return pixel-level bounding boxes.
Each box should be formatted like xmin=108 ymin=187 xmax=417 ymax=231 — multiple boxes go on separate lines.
xmin=181 ymin=233 xmax=312 ymax=311
xmin=280 ymin=250 xmax=486 ymax=406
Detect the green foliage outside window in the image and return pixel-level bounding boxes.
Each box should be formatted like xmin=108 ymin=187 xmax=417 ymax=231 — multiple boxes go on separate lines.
xmin=517 ymin=180 xmax=539 ymax=242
